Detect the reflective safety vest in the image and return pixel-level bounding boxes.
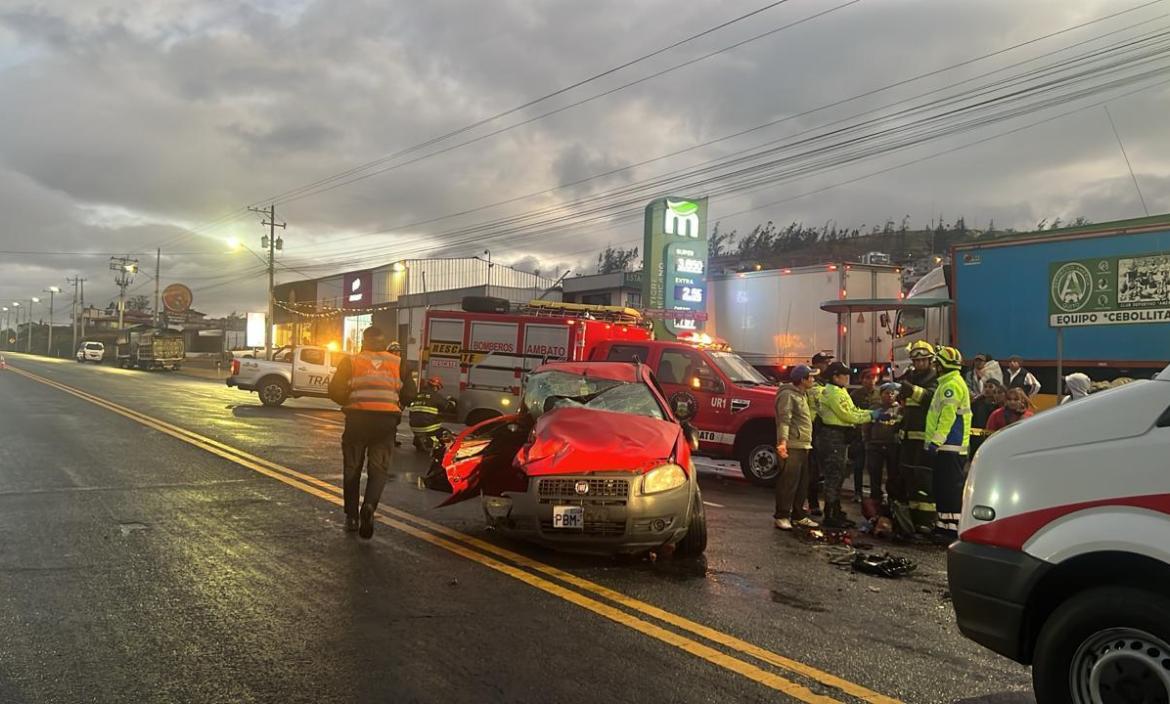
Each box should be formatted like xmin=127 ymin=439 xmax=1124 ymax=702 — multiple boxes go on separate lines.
xmin=408 ymin=390 xmax=444 ymax=434
xmin=818 ymin=383 xmax=872 ymax=428
xmin=345 ymin=351 xmax=403 ymax=413
xmin=924 ymin=370 xmax=972 ymax=454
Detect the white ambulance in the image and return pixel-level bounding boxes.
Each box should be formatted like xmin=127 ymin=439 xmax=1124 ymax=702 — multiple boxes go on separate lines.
xmin=948 ymin=365 xmax=1170 ymax=704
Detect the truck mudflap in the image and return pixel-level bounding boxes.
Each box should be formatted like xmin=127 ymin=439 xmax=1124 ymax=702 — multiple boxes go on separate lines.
xmin=947 ymin=540 xmax=1051 ymax=663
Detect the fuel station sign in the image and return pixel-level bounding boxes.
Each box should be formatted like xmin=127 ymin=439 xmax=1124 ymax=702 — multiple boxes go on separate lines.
xmin=642 ymin=196 xmax=709 ymax=338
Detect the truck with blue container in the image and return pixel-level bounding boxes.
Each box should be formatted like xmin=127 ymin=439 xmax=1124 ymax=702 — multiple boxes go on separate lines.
xmin=889 ymin=214 xmax=1170 ymax=400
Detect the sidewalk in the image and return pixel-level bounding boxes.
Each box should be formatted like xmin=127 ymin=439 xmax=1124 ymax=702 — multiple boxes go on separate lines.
xmin=175 ymin=356 xmax=230 ymax=383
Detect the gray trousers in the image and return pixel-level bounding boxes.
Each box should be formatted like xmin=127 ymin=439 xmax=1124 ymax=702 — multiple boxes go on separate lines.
xmin=773 ymin=448 xmax=811 ymax=520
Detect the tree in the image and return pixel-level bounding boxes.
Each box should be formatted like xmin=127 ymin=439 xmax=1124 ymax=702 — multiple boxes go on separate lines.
xmin=126 ymin=295 xmax=151 ymax=312
xmin=708 ymin=222 xmax=736 ymax=257
xmin=596 ymin=246 xmax=639 ymax=274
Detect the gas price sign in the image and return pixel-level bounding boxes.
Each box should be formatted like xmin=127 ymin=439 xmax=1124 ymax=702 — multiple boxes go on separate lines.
xmin=674 ymin=285 xmax=704 ymax=304
xmin=676 ymin=256 xmax=705 ymax=275
xmin=643 ymin=196 xmax=709 ymax=338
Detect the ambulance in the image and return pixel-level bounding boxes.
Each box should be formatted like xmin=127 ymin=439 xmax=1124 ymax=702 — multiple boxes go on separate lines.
xmin=948 ymin=365 xmax=1170 ymax=703
xmin=421 ymin=300 xmax=653 ymax=426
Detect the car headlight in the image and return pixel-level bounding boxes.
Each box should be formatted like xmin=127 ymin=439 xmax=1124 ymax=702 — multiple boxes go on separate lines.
xmin=642 ymin=464 xmax=687 ymax=495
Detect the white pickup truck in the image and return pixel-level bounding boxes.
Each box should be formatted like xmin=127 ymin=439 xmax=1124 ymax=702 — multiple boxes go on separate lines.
xmin=226 ymin=345 xmax=347 ymax=407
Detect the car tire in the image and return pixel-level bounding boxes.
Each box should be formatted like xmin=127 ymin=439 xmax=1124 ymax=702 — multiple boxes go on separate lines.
xmin=676 ymin=491 xmax=707 ymax=557
xmin=258 ymin=377 xmax=290 ymax=407
xmin=1032 ymin=586 xmax=1170 ymax=704
xmin=738 ymin=431 xmax=780 ymax=486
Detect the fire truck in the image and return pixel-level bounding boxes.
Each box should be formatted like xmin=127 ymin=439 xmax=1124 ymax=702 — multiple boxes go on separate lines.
xmin=590 ymin=333 xmax=782 ymax=485
xmin=421 ymin=299 xmax=653 ymax=426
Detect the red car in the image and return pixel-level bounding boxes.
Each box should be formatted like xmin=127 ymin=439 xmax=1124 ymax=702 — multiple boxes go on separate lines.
xmin=441 ymin=361 xmax=708 ymax=556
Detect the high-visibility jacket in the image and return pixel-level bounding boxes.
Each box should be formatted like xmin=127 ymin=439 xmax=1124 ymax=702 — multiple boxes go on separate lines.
xmin=818 ymin=383 xmax=872 ymax=428
xmin=409 ymin=390 xmax=450 ymax=434
xmin=925 ymin=370 xmax=972 ymax=454
xmin=345 ymin=351 xmax=404 ymax=413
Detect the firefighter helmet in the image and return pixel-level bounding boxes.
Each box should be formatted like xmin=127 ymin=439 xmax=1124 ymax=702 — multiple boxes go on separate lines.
xmin=386 ymin=341 xmax=402 ymax=353
xmin=935 ymin=345 xmax=963 ymax=370
xmin=906 ymin=340 xmax=935 ymax=360
xmin=426 ymin=376 xmax=443 ymax=391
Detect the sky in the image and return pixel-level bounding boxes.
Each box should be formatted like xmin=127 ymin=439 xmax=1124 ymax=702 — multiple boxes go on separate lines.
xmin=1 ymin=0 xmax=1168 ymax=318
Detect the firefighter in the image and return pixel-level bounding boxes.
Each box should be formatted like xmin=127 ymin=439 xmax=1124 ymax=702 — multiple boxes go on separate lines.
xmin=328 ymin=326 xmax=415 ymax=539
xmin=409 ymin=377 xmax=455 ymax=451
xmin=894 ymin=341 xmax=939 ymax=536
xmin=924 ymin=346 xmax=972 ymax=539
xmin=817 ymin=361 xmax=885 ymax=529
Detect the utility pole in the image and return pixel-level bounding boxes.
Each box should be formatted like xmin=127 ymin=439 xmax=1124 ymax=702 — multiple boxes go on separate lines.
xmin=79 ymin=278 xmax=87 ymax=340
xmin=154 ymin=247 xmax=162 ymax=327
xmin=1 ymin=307 xmax=8 ymax=351
xmin=249 ymin=205 xmax=285 ymax=360
xmin=109 ymin=256 xmax=139 ymax=332
xmin=43 ymin=286 xmax=60 ymax=356
xmin=68 ymin=276 xmax=85 ymax=354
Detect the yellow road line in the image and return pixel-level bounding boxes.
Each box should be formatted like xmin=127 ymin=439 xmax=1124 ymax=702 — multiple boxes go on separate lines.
xmin=10 ymin=364 xmax=901 ymax=703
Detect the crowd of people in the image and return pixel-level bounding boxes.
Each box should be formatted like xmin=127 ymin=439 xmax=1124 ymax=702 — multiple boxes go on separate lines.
xmin=771 ymin=344 xmax=1097 ymax=543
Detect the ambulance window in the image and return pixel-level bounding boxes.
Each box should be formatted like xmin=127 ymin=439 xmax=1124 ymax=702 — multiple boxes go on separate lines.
xmin=606 ymin=344 xmax=649 ymax=364
xmin=300 ymin=349 xmax=325 ymax=366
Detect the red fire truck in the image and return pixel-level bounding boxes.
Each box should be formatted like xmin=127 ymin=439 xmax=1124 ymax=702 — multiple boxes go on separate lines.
xmin=421 ymin=299 xmax=653 ymax=426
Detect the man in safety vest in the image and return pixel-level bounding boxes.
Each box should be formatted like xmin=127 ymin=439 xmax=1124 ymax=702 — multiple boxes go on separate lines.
xmin=818 ymin=361 xmax=887 ymax=529
xmin=328 ymin=327 xmax=415 ymax=539
xmin=409 ymin=377 xmax=455 ymax=451
xmin=924 ymin=346 xmax=971 ymax=539
xmin=894 ymin=340 xmax=939 ymax=536
xmin=806 ymin=351 xmax=835 ymax=516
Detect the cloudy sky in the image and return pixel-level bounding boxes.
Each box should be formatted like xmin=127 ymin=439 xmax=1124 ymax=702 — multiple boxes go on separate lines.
xmin=1 ymin=0 xmax=1168 ymax=317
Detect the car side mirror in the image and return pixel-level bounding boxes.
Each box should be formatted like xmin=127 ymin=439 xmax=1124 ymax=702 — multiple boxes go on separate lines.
xmin=683 ymin=423 xmax=701 ymax=452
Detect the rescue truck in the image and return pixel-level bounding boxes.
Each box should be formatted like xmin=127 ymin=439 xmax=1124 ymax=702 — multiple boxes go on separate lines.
xmin=421 ymin=299 xmax=653 ymax=427
xmin=948 ymin=367 xmax=1170 ymax=703
xmin=590 ymin=334 xmax=782 ymax=485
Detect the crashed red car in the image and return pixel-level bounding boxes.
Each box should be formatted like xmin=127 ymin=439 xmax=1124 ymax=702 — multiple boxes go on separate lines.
xmin=441 ymin=361 xmax=707 ymax=555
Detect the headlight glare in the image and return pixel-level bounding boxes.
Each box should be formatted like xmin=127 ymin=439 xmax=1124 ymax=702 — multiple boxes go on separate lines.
xmin=455 ymin=439 xmax=490 ymax=459
xmin=642 ymin=464 xmax=686 ymax=495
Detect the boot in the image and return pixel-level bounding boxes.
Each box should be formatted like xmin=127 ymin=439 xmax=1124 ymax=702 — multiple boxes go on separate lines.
xmin=821 ymin=504 xmax=848 ymax=529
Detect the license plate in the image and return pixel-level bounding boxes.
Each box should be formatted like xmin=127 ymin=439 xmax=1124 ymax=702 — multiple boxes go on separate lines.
xmin=552 ymin=505 xmax=584 ymax=529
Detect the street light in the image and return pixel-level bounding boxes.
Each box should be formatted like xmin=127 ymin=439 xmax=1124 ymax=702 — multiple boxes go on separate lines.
xmin=44 ymin=286 xmax=60 ymax=356
xmin=27 ymin=297 xmax=40 ymax=354
xmin=483 ymin=249 xmax=492 ymax=289
xmin=1 ymin=307 xmax=8 ymax=351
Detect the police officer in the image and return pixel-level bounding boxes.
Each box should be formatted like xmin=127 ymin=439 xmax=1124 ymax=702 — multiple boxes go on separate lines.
xmin=409 ymin=376 xmax=455 ymax=451
xmin=924 ymin=346 xmax=971 ymax=539
xmin=894 ymin=341 xmax=939 ymax=535
xmin=817 ymin=361 xmax=884 ymax=529
xmin=806 ymin=351 xmax=834 ymax=516
xmin=328 ymin=326 xmax=415 ymax=539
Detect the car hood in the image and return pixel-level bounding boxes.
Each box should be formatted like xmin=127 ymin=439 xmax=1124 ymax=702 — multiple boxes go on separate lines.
xmin=515 ymin=407 xmax=680 ymax=476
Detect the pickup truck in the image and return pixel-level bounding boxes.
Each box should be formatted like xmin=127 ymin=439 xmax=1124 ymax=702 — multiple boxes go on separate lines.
xmin=226 ymin=345 xmax=347 ymax=407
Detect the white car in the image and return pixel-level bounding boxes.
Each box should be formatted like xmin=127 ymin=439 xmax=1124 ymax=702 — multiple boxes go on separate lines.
xmin=948 ymin=367 xmax=1170 ymax=704
xmin=76 ymin=341 xmax=105 ymax=363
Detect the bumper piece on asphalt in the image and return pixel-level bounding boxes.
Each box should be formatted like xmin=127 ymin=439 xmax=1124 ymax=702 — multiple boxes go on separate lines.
xmin=947 ymin=540 xmax=1051 ymax=663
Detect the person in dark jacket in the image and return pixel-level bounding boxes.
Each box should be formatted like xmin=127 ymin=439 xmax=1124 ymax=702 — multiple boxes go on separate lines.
xmin=409 ymin=376 xmax=456 ymax=450
xmin=850 ymin=368 xmax=881 ymax=501
xmin=328 ymin=327 xmax=416 ymax=539
xmin=1004 ymin=355 xmax=1041 ymax=398
xmin=969 ymin=378 xmax=1004 ymax=457
xmin=865 ymin=382 xmax=901 ymax=503
xmin=894 ymin=341 xmax=939 ymax=535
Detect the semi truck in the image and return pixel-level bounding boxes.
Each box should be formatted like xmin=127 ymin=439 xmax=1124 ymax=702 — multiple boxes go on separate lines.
xmin=888 ymin=215 xmax=1170 ymax=396
xmin=115 ymin=329 xmax=185 ymax=371
xmin=421 ymin=299 xmax=653 ymax=426
xmin=707 ymin=263 xmax=904 ymax=377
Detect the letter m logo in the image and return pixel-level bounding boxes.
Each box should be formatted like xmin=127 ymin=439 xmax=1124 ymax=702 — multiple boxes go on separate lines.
xmin=664 ymin=199 xmax=700 ymax=238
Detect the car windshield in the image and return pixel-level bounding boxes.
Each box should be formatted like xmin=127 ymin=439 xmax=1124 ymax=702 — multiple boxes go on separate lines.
xmin=522 ymin=370 xmax=664 ymax=421
xmin=708 ymin=351 xmax=769 ymax=385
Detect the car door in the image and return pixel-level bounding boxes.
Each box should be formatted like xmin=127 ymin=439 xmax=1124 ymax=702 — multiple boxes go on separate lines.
xmin=655 ymin=348 xmax=730 ymax=450
xmin=440 ymin=414 xmax=530 ymax=506
xmin=292 ymin=348 xmax=331 ymax=394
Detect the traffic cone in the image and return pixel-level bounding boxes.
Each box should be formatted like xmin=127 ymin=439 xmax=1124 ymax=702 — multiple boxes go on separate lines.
xmin=0 ymin=355 xmax=7 ymax=370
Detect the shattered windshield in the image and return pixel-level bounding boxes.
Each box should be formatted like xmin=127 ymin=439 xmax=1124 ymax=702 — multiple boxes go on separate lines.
xmin=522 ymin=371 xmax=664 ymax=421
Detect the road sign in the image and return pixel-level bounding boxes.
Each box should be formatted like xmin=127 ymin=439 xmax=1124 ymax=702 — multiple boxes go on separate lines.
xmin=162 ymin=284 xmax=194 ymax=314
xmin=1049 ymin=252 xmax=1170 ymax=327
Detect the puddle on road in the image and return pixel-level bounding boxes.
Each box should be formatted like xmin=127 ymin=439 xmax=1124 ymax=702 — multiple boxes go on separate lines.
xmin=118 ymin=522 xmax=148 ymax=536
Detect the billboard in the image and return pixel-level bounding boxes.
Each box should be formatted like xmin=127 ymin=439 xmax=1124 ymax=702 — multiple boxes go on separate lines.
xmin=161 ymin=283 xmax=193 ymax=314
xmin=246 ymin=312 xmax=267 ymax=348
xmin=1049 ymin=252 xmax=1170 ymax=327
xmin=343 ymin=270 xmax=374 ymax=309
xmin=642 ymin=196 xmax=709 ymax=338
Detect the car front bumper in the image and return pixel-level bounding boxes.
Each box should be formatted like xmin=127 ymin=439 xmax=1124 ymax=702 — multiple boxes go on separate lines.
xmin=947 ymin=540 xmax=1051 ymax=663
xmin=485 ymin=474 xmax=694 ymax=554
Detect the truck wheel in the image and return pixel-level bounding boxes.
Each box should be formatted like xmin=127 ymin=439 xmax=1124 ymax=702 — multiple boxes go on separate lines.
xmin=738 ymin=432 xmax=781 ymax=485
xmin=258 ymin=378 xmax=290 ymax=407
xmin=675 ymin=490 xmax=707 ymax=557
xmin=1032 ymin=586 xmax=1170 ymax=704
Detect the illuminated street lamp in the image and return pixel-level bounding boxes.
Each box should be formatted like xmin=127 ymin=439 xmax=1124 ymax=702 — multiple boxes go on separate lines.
xmin=10 ymin=302 xmax=19 ymax=350
xmin=27 ymin=297 xmax=40 ymax=353
xmin=1 ymin=307 xmax=8 ymax=351
xmin=44 ymin=286 xmax=61 ymax=356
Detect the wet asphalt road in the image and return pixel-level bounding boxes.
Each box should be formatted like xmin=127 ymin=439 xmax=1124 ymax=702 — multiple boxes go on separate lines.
xmin=0 ymin=354 xmax=1036 ymax=704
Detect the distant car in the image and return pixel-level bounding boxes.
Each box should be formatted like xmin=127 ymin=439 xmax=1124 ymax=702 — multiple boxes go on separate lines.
xmin=76 ymin=341 xmax=105 ymax=363
xmin=440 ymin=361 xmax=707 ymax=556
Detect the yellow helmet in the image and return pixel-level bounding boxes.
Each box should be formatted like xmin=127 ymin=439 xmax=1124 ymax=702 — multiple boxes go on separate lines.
xmin=906 ymin=340 xmax=935 ymax=360
xmin=935 ymin=345 xmax=963 ymax=370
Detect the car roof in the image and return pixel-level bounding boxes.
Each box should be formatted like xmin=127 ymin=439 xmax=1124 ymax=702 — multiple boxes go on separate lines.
xmin=532 ymin=360 xmax=646 ymax=383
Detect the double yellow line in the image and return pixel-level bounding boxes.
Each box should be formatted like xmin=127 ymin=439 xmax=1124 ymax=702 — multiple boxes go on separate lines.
xmin=8 ymin=365 xmax=900 ymax=704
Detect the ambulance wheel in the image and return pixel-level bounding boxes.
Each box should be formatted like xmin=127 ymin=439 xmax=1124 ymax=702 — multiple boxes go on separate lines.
xmin=1032 ymin=586 xmax=1170 ymax=704
xmin=676 ymin=491 xmax=707 ymax=557
xmin=739 ymin=432 xmax=780 ymax=486
xmin=258 ymin=377 xmax=289 ymax=407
